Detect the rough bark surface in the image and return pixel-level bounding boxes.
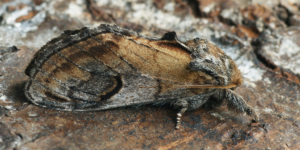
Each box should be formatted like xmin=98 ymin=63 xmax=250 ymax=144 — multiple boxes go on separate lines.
xmin=0 ymin=0 xmax=300 ymax=149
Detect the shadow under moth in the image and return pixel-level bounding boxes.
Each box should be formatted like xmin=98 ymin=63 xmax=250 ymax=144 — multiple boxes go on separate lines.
xmin=25 ymin=24 xmax=259 ymax=129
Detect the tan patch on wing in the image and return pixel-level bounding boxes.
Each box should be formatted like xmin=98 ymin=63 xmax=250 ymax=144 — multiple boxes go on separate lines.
xmin=95 ymin=33 xmax=209 ymax=84
xmin=133 ymin=37 xmax=191 ymax=59
xmin=34 ymin=71 xmax=62 ymax=93
xmin=45 ymin=53 xmax=91 ymax=81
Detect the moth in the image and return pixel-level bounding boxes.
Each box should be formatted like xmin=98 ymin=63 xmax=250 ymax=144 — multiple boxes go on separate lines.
xmin=25 ymin=24 xmax=258 ymax=129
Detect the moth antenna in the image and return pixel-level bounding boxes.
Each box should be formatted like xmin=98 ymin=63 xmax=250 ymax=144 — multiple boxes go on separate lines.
xmin=175 ymin=84 xmax=237 ymax=89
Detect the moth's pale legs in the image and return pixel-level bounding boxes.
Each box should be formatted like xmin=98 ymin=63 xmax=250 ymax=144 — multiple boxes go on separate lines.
xmin=172 ymin=93 xmax=212 ymax=129
xmin=172 ymin=99 xmax=188 ymax=129
xmin=176 ymin=107 xmax=187 ymax=129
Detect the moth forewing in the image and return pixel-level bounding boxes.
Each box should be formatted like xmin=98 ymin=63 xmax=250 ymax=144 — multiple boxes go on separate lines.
xmin=25 ymin=24 xmax=259 ymax=129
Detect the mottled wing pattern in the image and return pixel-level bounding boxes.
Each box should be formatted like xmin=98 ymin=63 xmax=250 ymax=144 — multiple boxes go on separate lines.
xmin=25 ymin=24 xmax=214 ymax=111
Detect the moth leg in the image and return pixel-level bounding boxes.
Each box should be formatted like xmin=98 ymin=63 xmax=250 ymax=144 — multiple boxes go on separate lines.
xmin=172 ymin=99 xmax=188 ymax=129
xmin=226 ymin=89 xmax=259 ymax=122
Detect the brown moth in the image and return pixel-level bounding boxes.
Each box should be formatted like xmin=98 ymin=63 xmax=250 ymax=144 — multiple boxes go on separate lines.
xmin=25 ymin=24 xmax=258 ymax=129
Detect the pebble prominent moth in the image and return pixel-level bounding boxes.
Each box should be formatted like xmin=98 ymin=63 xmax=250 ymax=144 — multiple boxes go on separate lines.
xmin=25 ymin=24 xmax=259 ymax=129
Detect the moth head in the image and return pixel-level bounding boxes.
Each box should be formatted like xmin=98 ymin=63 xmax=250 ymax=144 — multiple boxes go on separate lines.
xmin=184 ymin=37 xmax=243 ymax=87
xmin=184 ymin=37 xmax=225 ymax=58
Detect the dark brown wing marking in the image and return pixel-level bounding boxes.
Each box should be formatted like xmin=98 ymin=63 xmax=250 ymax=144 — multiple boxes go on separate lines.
xmin=76 ymin=34 xmax=140 ymax=75
xmin=99 ymin=76 xmax=123 ymax=101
